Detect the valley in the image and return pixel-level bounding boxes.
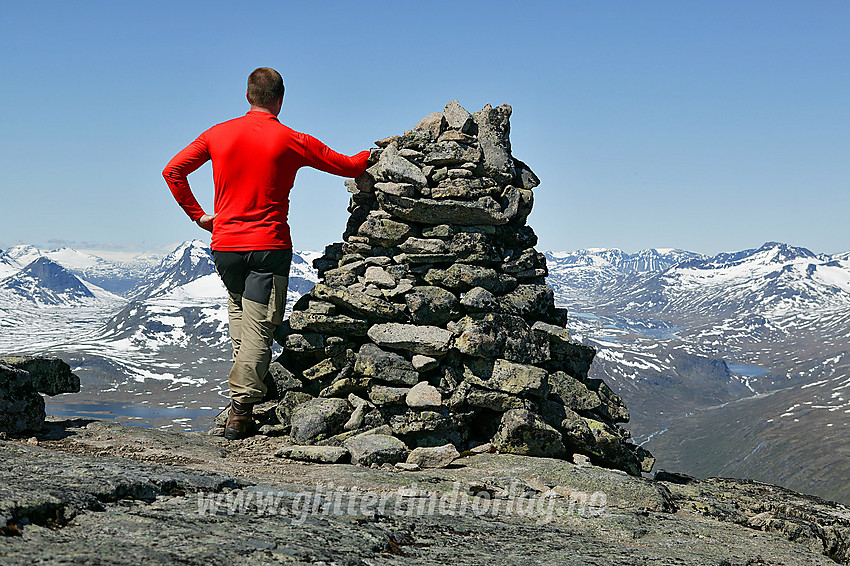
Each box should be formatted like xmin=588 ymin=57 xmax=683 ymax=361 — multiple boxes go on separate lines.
xmin=1 ymin=240 xmax=848 ymax=503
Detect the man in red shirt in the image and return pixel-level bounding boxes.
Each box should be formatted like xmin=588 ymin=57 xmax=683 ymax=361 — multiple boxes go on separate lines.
xmin=163 ymin=67 xmax=369 ymax=440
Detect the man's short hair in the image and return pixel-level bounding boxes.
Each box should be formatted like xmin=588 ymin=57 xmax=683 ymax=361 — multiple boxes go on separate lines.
xmin=247 ymin=67 xmax=285 ymax=107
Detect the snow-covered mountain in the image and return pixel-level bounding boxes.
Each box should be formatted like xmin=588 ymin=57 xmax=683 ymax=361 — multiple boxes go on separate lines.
xmin=1 ymin=244 xmax=43 ymax=268
xmin=2 ymin=239 xmax=849 ymax=502
xmin=130 ymin=240 xmax=217 ymax=300
xmin=543 ymin=242 xmax=850 ymax=503
xmin=0 ymin=244 xmax=165 ymax=295
xmin=0 ymin=257 xmax=96 ymax=305
xmin=0 ymin=241 xmax=319 ymax=370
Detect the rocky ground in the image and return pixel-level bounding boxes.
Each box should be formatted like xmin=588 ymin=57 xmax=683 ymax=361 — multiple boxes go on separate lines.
xmin=2 ymin=417 xmax=849 ymax=565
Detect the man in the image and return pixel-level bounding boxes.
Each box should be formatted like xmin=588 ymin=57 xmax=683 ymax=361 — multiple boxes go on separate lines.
xmin=163 ymin=67 xmax=369 ymax=440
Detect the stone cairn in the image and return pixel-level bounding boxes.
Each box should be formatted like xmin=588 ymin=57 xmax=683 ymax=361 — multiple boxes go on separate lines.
xmin=253 ymin=101 xmax=653 ymax=475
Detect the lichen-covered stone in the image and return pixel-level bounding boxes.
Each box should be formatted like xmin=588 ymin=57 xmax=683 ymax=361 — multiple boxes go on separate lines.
xmin=311 ymin=283 xmax=405 ymax=322
xmin=498 ymin=284 xmax=555 ymax=319
xmin=276 ymin=445 xmax=350 ymax=464
xmin=354 ymin=344 xmax=418 ymax=386
xmin=367 ymin=323 xmax=453 ymax=356
xmin=423 ymin=141 xmax=481 ymax=167
xmin=451 ymin=313 xmax=549 ymax=364
xmin=405 ymin=286 xmax=461 ymax=326
xmin=375 ymin=143 xmax=427 ymax=188
xmin=460 ymin=286 xmax=499 ymax=313
xmin=367 ymin=384 xmax=410 ymax=406
xmin=302 ymin=358 xmax=339 ymax=382
xmin=357 ymin=213 xmax=413 ymax=247
xmin=344 ymin=433 xmax=408 ymax=466
xmin=279 ymin=333 xmax=325 ymax=354
xmin=587 ymin=379 xmax=630 ymax=424
xmin=275 ymin=391 xmax=315 ymax=429
xmin=473 ymin=103 xmax=515 ymax=184
xmin=377 ymin=192 xmax=508 ymax=226
xmin=492 ymin=408 xmax=565 ymax=458
xmin=398 ymin=237 xmax=449 ymax=255
xmin=424 ymin=264 xmax=516 ymax=294
xmin=264 ymin=361 xmax=303 ymax=398
xmin=319 ymin=376 xmax=370 ymax=398
xmin=364 ymin=266 xmax=396 ymax=288
xmin=582 ymin=417 xmax=641 ymax=476
xmin=289 ymin=311 xmax=369 ymax=336
xmin=548 ymin=371 xmax=601 ymax=412
xmin=443 ymin=99 xmax=473 ymax=132
xmin=462 ymin=358 xmax=548 ymax=398
xmin=414 ymin=111 xmax=446 ymax=140
xmin=290 ymin=398 xmax=352 ymax=445
xmin=464 ymin=387 xmax=526 ymax=411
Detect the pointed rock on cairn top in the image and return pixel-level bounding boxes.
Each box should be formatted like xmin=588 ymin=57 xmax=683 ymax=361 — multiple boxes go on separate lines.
xmin=269 ymin=100 xmax=652 ymax=475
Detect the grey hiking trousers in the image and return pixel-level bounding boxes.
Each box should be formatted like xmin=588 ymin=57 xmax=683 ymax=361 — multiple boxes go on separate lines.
xmin=213 ymin=248 xmax=292 ymax=404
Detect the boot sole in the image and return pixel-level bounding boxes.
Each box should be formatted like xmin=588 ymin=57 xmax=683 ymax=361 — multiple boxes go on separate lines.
xmin=223 ymin=427 xmax=248 ymax=441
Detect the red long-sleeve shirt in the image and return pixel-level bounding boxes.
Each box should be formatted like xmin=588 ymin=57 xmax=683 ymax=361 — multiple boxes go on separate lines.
xmin=163 ymin=110 xmax=369 ymax=251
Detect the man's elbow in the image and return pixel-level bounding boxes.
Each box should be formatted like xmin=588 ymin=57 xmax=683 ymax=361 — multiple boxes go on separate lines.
xmin=162 ymin=164 xmax=182 ymax=185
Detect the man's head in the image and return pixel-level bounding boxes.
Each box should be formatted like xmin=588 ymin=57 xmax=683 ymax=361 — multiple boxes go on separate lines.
xmin=247 ymin=67 xmax=285 ymax=113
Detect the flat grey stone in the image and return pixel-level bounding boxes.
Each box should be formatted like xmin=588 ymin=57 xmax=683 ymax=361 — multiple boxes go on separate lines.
xmin=414 ymin=111 xmax=446 ymax=140
xmin=373 ymin=182 xmax=415 ymax=197
xmin=289 ymin=311 xmax=368 ymax=336
xmin=367 ymin=323 xmax=453 ymax=356
xmin=276 ymin=445 xmax=350 ymax=464
xmin=462 ymin=358 xmax=548 ymax=398
xmin=364 ymin=266 xmax=397 ymax=288
xmin=473 ymin=102 xmax=515 ymax=184
xmin=311 ymin=283 xmax=405 ymax=322
xmin=405 ymin=286 xmax=461 ymax=326
xmin=405 ymin=381 xmax=442 ymax=409
xmin=357 ymin=213 xmax=413 ymax=247
xmin=367 ymin=384 xmax=410 ymax=406
xmin=375 ymin=143 xmax=427 ymax=188
xmin=412 ymin=355 xmax=439 ymax=372
xmin=376 ymin=192 xmax=509 ymax=226
xmin=405 ymin=444 xmax=460 ymax=468
xmin=344 ymin=433 xmax=408 ymax=466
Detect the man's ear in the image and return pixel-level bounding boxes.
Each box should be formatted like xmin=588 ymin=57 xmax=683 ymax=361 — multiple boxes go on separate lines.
xmin=246 ymin=91 xmax=252 ymax=104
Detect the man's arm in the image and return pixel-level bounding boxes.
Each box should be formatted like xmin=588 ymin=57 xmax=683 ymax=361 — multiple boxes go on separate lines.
xmin=162 ymin=135 xmax=211 ymax=223
xmin=299 ymin=133 xmax=370 ymax=178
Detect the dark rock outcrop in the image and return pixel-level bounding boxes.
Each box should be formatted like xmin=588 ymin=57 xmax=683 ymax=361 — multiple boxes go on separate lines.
xmin=1 ymin=420 xmax=847 ymax=565
xmin=0 ymin=356 xmax=80 ymax=434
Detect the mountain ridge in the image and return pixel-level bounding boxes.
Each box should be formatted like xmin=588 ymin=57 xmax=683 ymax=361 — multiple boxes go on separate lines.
xmin=1 ymin=240 xmax=848 ymax=503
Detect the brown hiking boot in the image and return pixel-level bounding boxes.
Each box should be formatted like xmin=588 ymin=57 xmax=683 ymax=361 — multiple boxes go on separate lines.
xmin=224 ymin=399 xmax=255 ymax=441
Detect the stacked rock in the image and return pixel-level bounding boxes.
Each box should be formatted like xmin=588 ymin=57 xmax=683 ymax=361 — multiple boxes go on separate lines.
xmin=267 ymin=100 xmax=653 ymax=475
xmin=0 ymin=356 xmax=81 ymax=434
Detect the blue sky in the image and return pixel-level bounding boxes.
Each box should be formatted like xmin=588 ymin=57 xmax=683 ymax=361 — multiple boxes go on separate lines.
xmin=1 ymin=1 xmax=847 ymax=255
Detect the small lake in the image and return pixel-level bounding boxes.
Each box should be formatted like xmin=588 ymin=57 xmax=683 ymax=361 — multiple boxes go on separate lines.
xmin=727 ymin=363 xmax=770 ymax=377
xmin=571 ymin=312 xmax=600 ymax=320
xmin=45 ymin=401 xmax=219 ymax=430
